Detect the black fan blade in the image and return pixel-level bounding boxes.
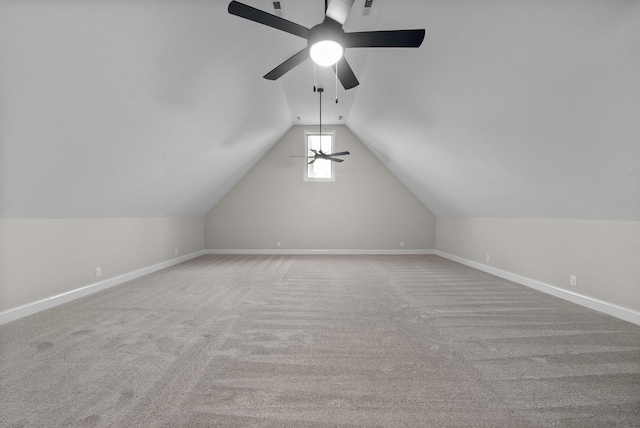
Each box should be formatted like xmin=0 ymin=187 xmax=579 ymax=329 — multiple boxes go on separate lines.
xmin=332 ymin=57 xmax=359 ymax=90
xmin=344 ymin=29 xmax=425 ymax=48
xmin=328 ymin=151 xmax=350 ymax=156
xmin=308 ymin=159 xmax=316 ymax=164
xmin=264 ymin=48 xmax=309 ymax=80
xmin=329 ymin=158 xmax=344 ymax=163
xmin=289 ymin=156 xmax=314 ymax=158
xmin=228 ymin=1 xmax=310 ymax=39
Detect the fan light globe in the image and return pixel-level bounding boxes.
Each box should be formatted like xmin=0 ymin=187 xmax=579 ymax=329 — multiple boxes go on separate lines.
xmin=309 ymin=40 xmax=344 ymax=67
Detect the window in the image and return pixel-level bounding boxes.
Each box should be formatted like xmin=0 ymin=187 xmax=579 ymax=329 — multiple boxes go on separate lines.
xmin=304 ymin=130 xmax=335 ymax=182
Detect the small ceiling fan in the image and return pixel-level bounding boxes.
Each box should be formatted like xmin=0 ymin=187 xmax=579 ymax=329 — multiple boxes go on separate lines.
xmin=228 ymin=0 xmax=425 ymax=89
xmin=290 ymin=148 xmax=351 ymax=164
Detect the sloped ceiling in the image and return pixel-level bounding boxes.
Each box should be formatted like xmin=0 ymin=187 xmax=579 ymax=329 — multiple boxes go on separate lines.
xmin=1 ymin=1 xmax=639 ymax=220
xmin=0 ymin=0 xmax=291 ymax=217
xmin=348 ymin=0 xmax=640 ymax=220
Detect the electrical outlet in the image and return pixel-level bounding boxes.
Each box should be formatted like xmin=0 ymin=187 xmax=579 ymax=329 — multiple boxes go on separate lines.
xmin=400 ymin=241 xmax=405 ymax=248
xmin=485 ymin=254 xmax=490 ymax=262
xmin=570 ymin=275 xmax=577 ymax=286
xmin=276 ymin=241 xmax=281 ymax=248
xmin=95 ymin=267 xmax=102 ymax=277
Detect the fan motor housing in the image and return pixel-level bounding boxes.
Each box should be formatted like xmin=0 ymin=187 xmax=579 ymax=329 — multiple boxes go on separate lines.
xmin=307 ymin=18 xmax=346 ymax=51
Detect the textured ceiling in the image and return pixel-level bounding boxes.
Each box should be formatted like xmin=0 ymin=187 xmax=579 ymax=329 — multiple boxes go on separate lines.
xmin=1 ymin=0 xmax=639 ymax=220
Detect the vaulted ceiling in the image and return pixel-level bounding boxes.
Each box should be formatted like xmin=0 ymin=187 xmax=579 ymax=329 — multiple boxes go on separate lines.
xmin=1 ymin=0 xmax=639 ymax=220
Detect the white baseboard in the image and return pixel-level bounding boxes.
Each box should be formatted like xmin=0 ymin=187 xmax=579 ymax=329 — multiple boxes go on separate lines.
xmin=0 ymin=250 xmax=205 ymax=326
xmin=205 ymin=249 xmax=435 ymax=255
xmin=434 ymin=250 xmax=640 ymax=326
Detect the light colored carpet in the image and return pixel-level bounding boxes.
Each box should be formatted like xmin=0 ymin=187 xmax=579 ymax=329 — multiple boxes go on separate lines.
xmin=1 ymin=255 xmax=639 ymax=427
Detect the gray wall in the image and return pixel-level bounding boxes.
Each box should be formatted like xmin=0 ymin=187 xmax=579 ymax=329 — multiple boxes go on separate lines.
xmin=0 ymin=217 xmax=204 ymax=311
xmin=205 ymin=126 xmax=436 ymax=250
xmin=436 ymin=217 xmax=640 ymax=312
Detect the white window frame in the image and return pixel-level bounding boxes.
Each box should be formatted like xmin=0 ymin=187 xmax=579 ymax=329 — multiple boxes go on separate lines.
xmin=303 ymin=130 xmax=336 ymax=182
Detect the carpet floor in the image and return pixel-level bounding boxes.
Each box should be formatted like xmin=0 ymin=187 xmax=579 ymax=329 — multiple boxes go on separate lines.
xmin=1 ymin=255 xmax=639 ymax=427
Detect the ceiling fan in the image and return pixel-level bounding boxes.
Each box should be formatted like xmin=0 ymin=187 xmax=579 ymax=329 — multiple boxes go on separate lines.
xmin=291 ymin=148 xmax=350 ymax=164
xmin=228 ymin=0 xmax=425 ymax=90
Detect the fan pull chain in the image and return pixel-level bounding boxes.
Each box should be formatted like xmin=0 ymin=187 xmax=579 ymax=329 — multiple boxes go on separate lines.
xmin=318 ymin=87 xmax=322 ymax=140
xmin=335 ymin=61 xmax=339 ymax=103
xmin=313 ymin=63 xmax=317 ymax=92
